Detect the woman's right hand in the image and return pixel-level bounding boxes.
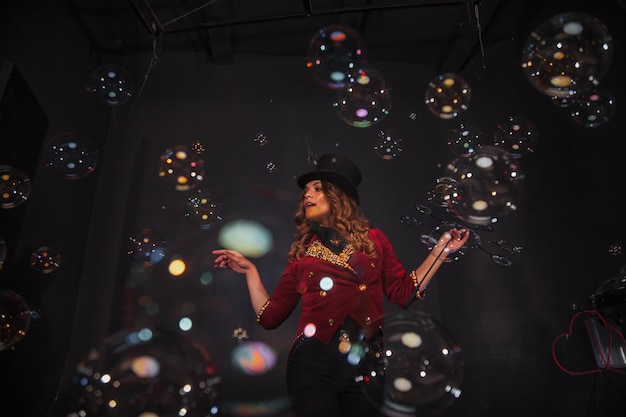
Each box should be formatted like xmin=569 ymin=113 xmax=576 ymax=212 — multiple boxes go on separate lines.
xmin=212 ymin=249 xmax=254 ymax=274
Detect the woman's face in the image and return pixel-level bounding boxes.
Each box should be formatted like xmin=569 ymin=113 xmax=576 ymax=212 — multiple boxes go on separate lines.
xmin=302 ymin=180 xmax=331 ymax=226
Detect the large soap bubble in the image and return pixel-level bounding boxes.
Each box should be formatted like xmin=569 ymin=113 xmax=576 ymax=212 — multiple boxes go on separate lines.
xmin=374 ymin=129 xmax=403 ymax=160
xmin=87 ymin=64 xmax=135 ymax=106
xmin=445 ymin=146 xmax=524 ymax=225
xmin=158 ymin=145 xmax=205 ymax=191
xmin=333 ymin=68 xmax=392 ymax=127
xmin=569 ymin=88 xmax=616 ymax=128
xmin=305 ymin=24 xmax=369 ymax=89
xmin=492 ymin=115 xmax=539 ymax=159
xmin=425 ymin=73 xmax=471 ymax=119
xmin=359 ymin=310 xmax=463 ymax=417
xmin=44 ymin=133 xmax=99 ymax=179
xmin=64 ymin=328 xmax=220 ymax=417
xmin=184 ymin=190 xmax=223 ymax=230
xmin=127 ymin=228 xmax=167 ymax=266
xmin=0 ymin=165 xmax=31 ymax=209
xmin=447 ymin=123 xmax=483 ymax=156
xmin=521 ymin=12 xmax=613 ymax=98
xmin=0 ymin=289 xmax=39 ymax=351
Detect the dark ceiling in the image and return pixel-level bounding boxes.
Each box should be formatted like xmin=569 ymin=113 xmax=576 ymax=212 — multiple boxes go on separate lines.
xmin=62 ymin=0 xmax=567 ymax=72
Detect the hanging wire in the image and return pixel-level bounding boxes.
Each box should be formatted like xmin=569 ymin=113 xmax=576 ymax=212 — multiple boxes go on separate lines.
xmin=162 ymin=0 xmax=222 ymax=28
xmin=131 ymin=35 xmax=161 ymax=112
xmin=473 ymin=1 xmax=486 ymax=69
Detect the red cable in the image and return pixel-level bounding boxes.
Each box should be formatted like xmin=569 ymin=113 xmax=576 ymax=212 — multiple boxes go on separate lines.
xmin=551 ymin=309 xmax=626 ymax=375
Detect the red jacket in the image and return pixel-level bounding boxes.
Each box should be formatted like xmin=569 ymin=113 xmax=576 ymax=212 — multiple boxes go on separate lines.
xmin=257 ymin=228 xmax=420 ymax=344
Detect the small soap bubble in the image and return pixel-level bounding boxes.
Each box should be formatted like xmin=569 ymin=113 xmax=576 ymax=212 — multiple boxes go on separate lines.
xmin=0 ymin=165 xmax=31 ymax=209
xmin=254 ymin=133 xmax=269 ymax=146
xmin=373 ymin=130 xmax=402 ymax=160
xmin=30 ymin=246 xmax=61 ymax=273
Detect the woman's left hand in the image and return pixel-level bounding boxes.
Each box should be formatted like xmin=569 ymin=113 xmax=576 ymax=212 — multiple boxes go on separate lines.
xmin=435 ymin=227 xmax=470 ymax=254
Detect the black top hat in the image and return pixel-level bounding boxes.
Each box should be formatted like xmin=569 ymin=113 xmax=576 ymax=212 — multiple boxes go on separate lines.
xmin=297 ymin=154 xmax=362 ymax=204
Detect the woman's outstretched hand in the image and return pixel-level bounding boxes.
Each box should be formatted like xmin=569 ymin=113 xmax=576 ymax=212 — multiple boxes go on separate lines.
xmin=212 ymin=249 xmax=254 ymax=274
xmin=434 ymin=227 xmax=470 ymax=257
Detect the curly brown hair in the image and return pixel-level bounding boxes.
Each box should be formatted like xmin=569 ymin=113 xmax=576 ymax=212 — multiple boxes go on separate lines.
xmin=287 ymin=181 xmax=377 ymax=261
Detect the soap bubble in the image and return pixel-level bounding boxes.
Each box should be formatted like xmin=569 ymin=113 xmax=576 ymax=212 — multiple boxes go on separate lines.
xmin=569 ymin=89 xmax=616 ymax=128
xmin=44 ymin=133 xmax=99 ymax=179
xmin=447 ymin=123 xmax=483 ymax=156
xmin=0 ymin=165 xmax=31 ymax=209
xmin=373 ymin=130 xmax=403 ymax=160
xmin=305 ymin=24 xmax=369 ymax=89
xmin=158 ymin=145 xmax=205 ymax=191
xmin=445 ymin=146 xmax=524 ymax=225
xmin=521 ymin=12 xmax=613 ymax=98
xmin=64 ymin=328 xmax=220 ymax=417
xmin=359 ymin=310 xmax=463 ymax=417
xmin=0 ymin=289 xmax=40 ymax=351
xmin=253 ymin=132 xmax=269 ymax=146
xmin=127 ymin=228 xmax=167 ymax=266
xmin=184 ymin=190 xmax=223 ymax=230
xmin=87 ymin=64 xmax=135 ymax=106
xmin=30 ymin=246 xmax=61 ymax=273
xmin=492 ymin=115 xmax=539 ymax=159
xmin=425 ymin=73 xmax=471 ymax=119
xmin=426 ymin=177 xmax=457 ymax=208
xmin=333 ymin=68 xmax=392 ymax=127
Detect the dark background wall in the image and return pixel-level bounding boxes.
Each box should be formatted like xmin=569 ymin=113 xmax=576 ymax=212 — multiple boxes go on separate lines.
xmin=0 ymin=1 xmax=625 ymax=417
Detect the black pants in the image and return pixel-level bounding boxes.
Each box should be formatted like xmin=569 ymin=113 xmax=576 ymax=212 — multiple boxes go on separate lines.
xmin=286 ymin=328 xmax=383 ymax=417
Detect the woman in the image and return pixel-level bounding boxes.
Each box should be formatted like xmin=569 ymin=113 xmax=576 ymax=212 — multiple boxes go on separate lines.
xmin=213 ymin=154 xmax=469 ymax=417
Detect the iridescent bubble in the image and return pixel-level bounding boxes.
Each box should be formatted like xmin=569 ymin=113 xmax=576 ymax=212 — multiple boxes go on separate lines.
xmin=0 ymin=289 xmax=40 ymax=352
xmin=445 ymin=146 xmax=524 ymax=225
xmin=521 ymin=12 xmax=613 ymax=98
xmin=87 ymin=63 xmax=135 ymax=106
xmin=184 ymin=190 xmax=223 ymax=230
xmin=607 ymin=243 xmax=622 ymax=256
xmin=333 ymin=68 xmax=392 ymax=127
xmin=426 ymin=177 xmax=457 ymax=208
xmin=231 ymin=341 xmax=278 ymax=376
xmin=254 ymin=132 xmax=269 ymax=146
xmin=447 ymin=123 xmax=483 ymax=156
xmin=569 ymin=89 xmax=616 ymax=128
xmin=373 ymin=129 xmax=403 ymax=160
xmin=0 ymin=236 xmax=6 ymax=270
xmin=44 ymin=133 xmax=99 ymax=179
xmin=425 ymin=73 xmax=471 ymax=119
xmin=0 ymin=165 xmax=31 ymax=209
xmin=30 ymin=246 xmax=61 ymax=274
xmin=158 ymin=145 xmax=205 ymax=191
xmin=359 ymin=310 xmax=463 ymax=417
xmin=128 ymin=228 xmax=167 ymax=266
xmin=191 ymin=140 xmax=205 ymax=154
xmin=265 ymin=162 xmax=278 ymax=173
xmin=305 ymin=24 xmax=369 ymax=89
xmin=64 ymin=328 xmax=220 ymax=417
xmin=492 ymin=115 xmax=539 ymax=159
